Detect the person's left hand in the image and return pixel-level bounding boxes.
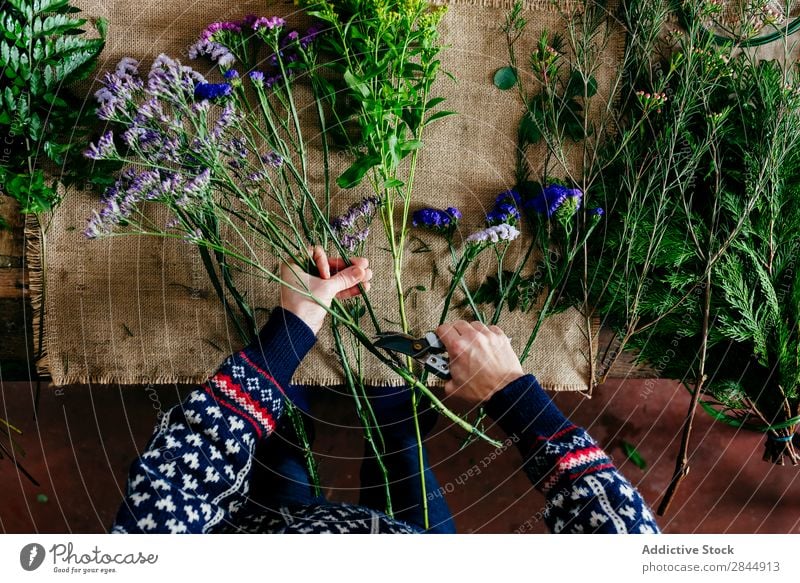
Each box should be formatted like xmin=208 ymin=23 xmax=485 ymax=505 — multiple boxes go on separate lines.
xmin=280 ymin=246 xmax=373 ymax=334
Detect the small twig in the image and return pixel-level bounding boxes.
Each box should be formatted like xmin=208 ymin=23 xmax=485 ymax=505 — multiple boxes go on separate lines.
xmin=658 ymin=272 xmax=711 ymax=516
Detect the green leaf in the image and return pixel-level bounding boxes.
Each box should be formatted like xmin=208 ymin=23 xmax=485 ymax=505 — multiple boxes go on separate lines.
xmin=343 ymin=68 xmax=369 ymax=100
xmin=383 ymin=178 xmax=404 ymax=189
xmin=337 ymin=155 xmax=381 ymax=189
xmin=620 ymin=440 xmax=647 ymax=470
xmin=424 ymin=110 xmax=456 ymax=126
xmin=95 ymin=16 xmax=107 ymax=39
xmin=387 ymin=133 xmax=401 ymax=168
xmin=519 ymin=109 xmax=542 ymax=144
xmin=493 ymin=66 xmax=517 ymax=90
xmin=400 ymin=139 xmax=423 ymax=153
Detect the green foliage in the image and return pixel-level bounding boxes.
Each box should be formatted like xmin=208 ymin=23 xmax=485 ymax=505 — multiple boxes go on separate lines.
xmin=304 ymin=0 xmax=450 ymax=191
xmin=499 ymin=0 xmax=800 ymax=460
xmin=0 ymin=0 xmax=106 ymax=212
xmin=584 ymin=0 xmax=800 ymax=460
xmin=470 ymin=270 xmax=544 ymax=313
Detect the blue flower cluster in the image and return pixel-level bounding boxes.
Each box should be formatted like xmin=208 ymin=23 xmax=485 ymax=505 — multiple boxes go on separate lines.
xmin=525 ymin=183 xmax=583 ymax=218
xmin=486 ymin=189 xmax=522 ymax=225
xmin=412 ymin=207 xmax=462 ymax=233
xmin=194 ymin=82 xmax=233 ymax=101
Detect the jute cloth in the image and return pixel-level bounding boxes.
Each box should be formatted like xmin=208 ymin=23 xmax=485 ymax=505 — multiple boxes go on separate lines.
xmin=28 ymin=0 xmax=622 ymax=388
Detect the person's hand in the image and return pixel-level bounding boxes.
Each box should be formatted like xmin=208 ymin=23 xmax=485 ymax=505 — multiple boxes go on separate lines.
xmin=280 ymin=246 xmax=373 ymax=334
xmin=436 ymin=320 xmax=524 ymax=405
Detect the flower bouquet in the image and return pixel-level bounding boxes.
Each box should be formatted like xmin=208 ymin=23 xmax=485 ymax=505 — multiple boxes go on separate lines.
xmin=81 ymin=0 xmax=607 ymax=524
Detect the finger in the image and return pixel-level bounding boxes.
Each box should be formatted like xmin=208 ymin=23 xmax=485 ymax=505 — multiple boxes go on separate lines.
xmin=470 ymin=321 xmax=489 ymax=334
xmin=335 ymin=280 xmax=371 ymax=299
xmin=488 ymin=325 xmax=504 ymax=336
xmin=453 ymin=320 xmax=474 ymax=337
xmin=333 ymin=269 xmax=372 ymax=299
xmin=328 ymin=256 xmax=368 ymax=274
xmin=328 ymin=257 xmax=348 ymax=273
xmin=329 ymin=265 xmax=366 ymax=295
xmin=436 ymin=323 xmax=457 ymax=345
xmin=312 ymin=245 xmax=330 ymax=279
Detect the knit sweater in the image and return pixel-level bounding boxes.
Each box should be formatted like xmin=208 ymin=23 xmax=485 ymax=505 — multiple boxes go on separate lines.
xmin=111 ymin=308 xmax=660 ymax=534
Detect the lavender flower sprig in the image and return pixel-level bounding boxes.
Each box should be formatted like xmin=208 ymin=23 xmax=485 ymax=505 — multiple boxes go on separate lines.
xmin=331 ymin=196 xmax=381 ymax=252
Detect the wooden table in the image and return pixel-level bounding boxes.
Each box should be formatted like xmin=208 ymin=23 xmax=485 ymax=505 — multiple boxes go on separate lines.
xmin=0 ymin=201 xmax=648 ymax=383
xmin=0 ymin=201 xmax=33 ymax=381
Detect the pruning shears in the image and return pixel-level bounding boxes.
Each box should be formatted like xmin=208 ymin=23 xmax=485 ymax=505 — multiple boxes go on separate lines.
xmin=374 ymin=331 xmax=451 ymax=380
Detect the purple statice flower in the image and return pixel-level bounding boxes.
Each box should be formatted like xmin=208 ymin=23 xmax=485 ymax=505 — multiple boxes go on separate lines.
xmin=159 ymin=172 xmax=185 ymax=198
xmin=331 ymin=196 xmax=380 ymax=231
xmin=590 ymin=207 xmax=604 ymax=217
xmin=185 ymin=168 xmax=211 ymax=197
xmin=249 ymin=70 xmax=265 ymax=85
xmin=223 ymin=69 xmax=240 ymax=80
xmin=94 ymin=58 xmax=145 ymax=121
xmin=176 ymin=168 xmax=212 ymax=207
xmin=85 ymin=169 xmax=166 ymax=238
xmin=212 ymin=102 xmax=239 ymax=139
xmin=261 ymin=151 xmax=283 ymax=167
xmin=165 ymin=218 xmax=181 ymax=229
xmin=331 ymin=196 xmax=381 ymax=251
xmin=115 ymin=57 xmax=140 ymax=77
xmin=191 ymin=100 xmax=210 ymax=115
xmin=241 ymin=14 xmax=259 ymax=28
xmin=133 ymin=97 xmax=169 ymax=124
xmin=264 ymin=74 xmax=283 ymax=89
xmin=201 ymin=21 xmax=242 ymax=41
xmin=340 ymin=229 xmax=369 ymax=252
xmin=282 ymin=30 xmax=300 ymax=47
xmin=194 ymin=82 xmax=233 ymax=101
xmin=525 ymin=183 xmax=583 ymax=218
xmin=300 ymin=23 xmax=324 ymax=49
xmin=465 ymin=223 xmax=520 ymax=246
xmin=84 ymin=131 xmax=117 ymax=160
xmin=412 ymin=207 xmax=461 ymax=233
xmin=252 ymin=16 xmax=286 ymax=31
xmin=147 ymin=54 xmax=207 ymax=105
xmin=188 ymin=37 xmax=236 ymax=68
xmin=247 ymin=170 xmax=269 ymax=182
xmin=184 ymin=228 xmax=204 ymax=244
xmin=269 ymin=50 xmax=299 ymax=67
xmin=120 ymin=126 xmax=152 ymax=149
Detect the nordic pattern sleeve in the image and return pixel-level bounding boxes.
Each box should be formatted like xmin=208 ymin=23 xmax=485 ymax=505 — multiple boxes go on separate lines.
xmin=110 ymin=307 xmax=316 ymax=534
xmin=485 ymin=375 xmax=661 ymax=534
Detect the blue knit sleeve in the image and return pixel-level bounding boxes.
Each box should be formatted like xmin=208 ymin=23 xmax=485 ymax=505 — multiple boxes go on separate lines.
xmin=485 ymin=375 xmax=660 ymax=534
xmin=110 ymin=308 xmax=316 ymax=533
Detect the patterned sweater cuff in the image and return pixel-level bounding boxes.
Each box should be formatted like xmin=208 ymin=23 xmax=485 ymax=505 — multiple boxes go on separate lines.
xmin=243 ymin=307 xmax=317 ymax=389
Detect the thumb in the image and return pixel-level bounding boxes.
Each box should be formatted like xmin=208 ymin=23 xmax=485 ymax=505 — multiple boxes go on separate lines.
xmin=327 ymin=265 xmax=365 ymax=295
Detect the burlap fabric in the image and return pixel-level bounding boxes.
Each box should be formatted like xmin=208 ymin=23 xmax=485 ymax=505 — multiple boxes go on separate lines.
xmin=28 ymin=0 xmax=622 ymax=388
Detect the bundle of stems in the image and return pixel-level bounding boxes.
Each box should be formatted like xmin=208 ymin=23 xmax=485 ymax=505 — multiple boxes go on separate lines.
xmin=83 ymin=0 xmax=516 ymax=529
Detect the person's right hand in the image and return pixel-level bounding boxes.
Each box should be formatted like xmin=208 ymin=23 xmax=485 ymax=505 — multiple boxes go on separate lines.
xmin=436 ymin=320 xmax=524 ymax=405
